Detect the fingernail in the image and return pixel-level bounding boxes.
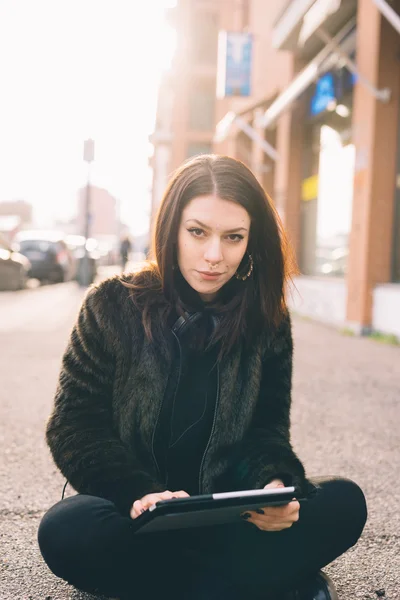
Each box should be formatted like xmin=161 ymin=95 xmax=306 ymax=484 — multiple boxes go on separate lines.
xmin=255 ymin=508 xmax=264 ymax=515
xmin=241 ymin=512 xmax=251 ymax=519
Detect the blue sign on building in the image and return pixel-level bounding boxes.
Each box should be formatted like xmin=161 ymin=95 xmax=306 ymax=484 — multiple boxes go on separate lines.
xmin=309 ymin=67 xmax=355 ymax=117
xmin=217 ymin=32 xmax=253 ymax=98
xmin=310 ymin=72 xmax=336 ymax=117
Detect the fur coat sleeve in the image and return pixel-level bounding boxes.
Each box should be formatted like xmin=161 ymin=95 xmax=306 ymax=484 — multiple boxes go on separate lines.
xmin=231 ymin=313 xmax=308 ymax=495
xmin=45 ymin=281 xmax=164 ymax=514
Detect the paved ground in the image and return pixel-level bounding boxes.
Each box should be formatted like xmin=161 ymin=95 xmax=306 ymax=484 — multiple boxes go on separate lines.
xmin=0 ymin=273 xmax=399 ymax=600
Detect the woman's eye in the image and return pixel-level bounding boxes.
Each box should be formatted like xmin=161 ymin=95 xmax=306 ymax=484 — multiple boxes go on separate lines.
xmin=188 ymin=228 xmax=204 ymax=237
xmin=227 ymin=234 xmax=244 ymax=242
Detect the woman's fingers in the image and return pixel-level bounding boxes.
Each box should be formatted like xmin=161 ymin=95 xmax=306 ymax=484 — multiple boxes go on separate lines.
xmin=263 ymin=479 xmax=285 ymax=489
xmin=260 ymin=500 xmax=300 ymax=519
xmin=130 ymin=500 xmax=144 ymax=519
xmin=157 ymin=491 xmax=174 ymax=500
xmin=249 ymin=518 xmax=295 ymax=531
xmin=150 ymin=490 xmax=189 ymax=502
xmin=243 ymin=514 xmax=297 ymax=528
xmin=171 ymin=490 xmax=190 ymax=498
xmin=130 ymin=493 xmax=168 ymax=519
xmin=130 ymin=490 xmax=190 ymax=519
xmin=241 ymin=500 xmax=300 ymax=531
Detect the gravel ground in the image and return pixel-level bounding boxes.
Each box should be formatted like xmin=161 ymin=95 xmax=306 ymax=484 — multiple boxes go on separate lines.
xmin=291 ymin=318 xmax=400 ymax=600
xmin=0 ymin=281 xmax=399 ymax=600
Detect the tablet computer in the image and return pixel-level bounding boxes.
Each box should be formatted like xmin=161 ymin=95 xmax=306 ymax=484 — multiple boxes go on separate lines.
xmin=131 ymin=486 xmax=298 ymax=535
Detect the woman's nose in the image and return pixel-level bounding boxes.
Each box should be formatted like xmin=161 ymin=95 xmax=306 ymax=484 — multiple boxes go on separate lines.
xmin=204 ymin=238 xmax=223 ymax=264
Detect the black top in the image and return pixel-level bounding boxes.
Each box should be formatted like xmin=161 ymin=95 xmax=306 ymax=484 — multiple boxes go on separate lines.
xmin=153 ymin=313 xmax=219 ymax=495
xmin=46 ymin=275 xmax=307 ymax=515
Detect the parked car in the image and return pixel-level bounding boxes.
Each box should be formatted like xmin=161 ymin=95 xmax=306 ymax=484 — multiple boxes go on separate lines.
xmin=95 ymin=235 xmax=119 ymax=266
xmin=0 ymin=235 xmax=31 ymax=291
xmin=65 ymin=235 xmax=99 ymax=283
xmin=15 ymin=230 xmax=76 ymax=283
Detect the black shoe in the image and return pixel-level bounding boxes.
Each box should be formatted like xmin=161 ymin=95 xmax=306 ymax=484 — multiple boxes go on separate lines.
xmin=283 ymin=571 xmax=339 ymax=600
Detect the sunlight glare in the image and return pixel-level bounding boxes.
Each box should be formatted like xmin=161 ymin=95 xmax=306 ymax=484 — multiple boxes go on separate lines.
xmin=0 ymin=0 xmax=177 ymax=235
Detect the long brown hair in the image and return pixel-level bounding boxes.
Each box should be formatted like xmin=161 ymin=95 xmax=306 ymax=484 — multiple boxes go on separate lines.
xmin=123 ymin=154 xmax=298 ymax=356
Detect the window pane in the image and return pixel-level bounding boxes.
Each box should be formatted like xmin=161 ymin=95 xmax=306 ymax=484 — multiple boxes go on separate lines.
xmin=20 ymin=240 xmax=51 ymax=253
xmin=315 ymin=126 xmax=355 ymax=277
xmin=301 ymin=125 xmax=355 ymax=277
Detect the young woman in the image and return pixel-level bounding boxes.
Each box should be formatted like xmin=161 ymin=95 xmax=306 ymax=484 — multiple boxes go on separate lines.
xmin=38 ymin=155 xmax=367 ymax=600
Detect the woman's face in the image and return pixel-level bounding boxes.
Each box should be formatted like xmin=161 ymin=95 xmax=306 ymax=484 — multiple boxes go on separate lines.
xmin=177 ymin=195 xmax=250 ymax=302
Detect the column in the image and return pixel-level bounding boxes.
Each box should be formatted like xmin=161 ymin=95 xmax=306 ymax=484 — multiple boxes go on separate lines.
xmin=346 ymin=0 xmax=400 ymax=331
xmin=274 ymin=102 xmax=305 ymax=260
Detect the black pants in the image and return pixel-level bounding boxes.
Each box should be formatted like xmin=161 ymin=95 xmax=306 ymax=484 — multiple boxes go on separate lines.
xmin=38 ymin=478 xmax=367 ymax=600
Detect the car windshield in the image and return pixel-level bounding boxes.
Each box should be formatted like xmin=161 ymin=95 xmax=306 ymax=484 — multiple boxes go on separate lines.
xmin=19 ymin=240 xmax=53 ymax=253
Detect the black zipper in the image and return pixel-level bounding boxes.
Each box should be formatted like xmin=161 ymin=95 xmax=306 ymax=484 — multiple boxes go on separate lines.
xmin=198 ymin=362 xmax=220 ymax=494
xmin=168 ymin=331 xmax=183 ymax=449
xmin=150 ymin=330 xmax=182 ymax=483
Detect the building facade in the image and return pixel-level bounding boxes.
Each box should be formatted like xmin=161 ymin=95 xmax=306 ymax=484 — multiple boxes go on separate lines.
xmin=151 ymin=0 xmax=400 ymax=339
xmin=150 ymin=0 xmax=220 ymax=216
xmin=0 ymin=200 xmax=33 ymax=243
xmin=76 ymin=185 xmax=119 ymax=238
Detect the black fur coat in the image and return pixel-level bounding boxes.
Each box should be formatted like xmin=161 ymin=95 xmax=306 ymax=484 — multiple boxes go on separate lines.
xmin=46 ymin=275 xmax=307 ymax=515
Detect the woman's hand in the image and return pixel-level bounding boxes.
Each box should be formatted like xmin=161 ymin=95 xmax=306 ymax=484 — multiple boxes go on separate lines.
xmin=130 ymin=490 xmax=189 ymax=519
xmin=241 ymin=479 xmax=300 ymax=532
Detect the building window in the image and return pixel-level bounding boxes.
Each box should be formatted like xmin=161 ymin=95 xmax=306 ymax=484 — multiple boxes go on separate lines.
xmin=300 ymin=62 xmax=355 ymax=277
xmin=186 ymin=143 xmax=212 ymax=158
xmin=300 ymin=124 xmax=355 ymax=277
xmin=192 ymin=11 xmax=218 ymax=65
xmin=188 ymin=86 xmax=215 ymax=131
xmin=314 ymin=126 xmax=355 ymax=277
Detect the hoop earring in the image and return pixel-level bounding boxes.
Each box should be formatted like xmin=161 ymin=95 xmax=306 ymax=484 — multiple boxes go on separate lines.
xmin=235 ymin=253 xmax=253 ymax=281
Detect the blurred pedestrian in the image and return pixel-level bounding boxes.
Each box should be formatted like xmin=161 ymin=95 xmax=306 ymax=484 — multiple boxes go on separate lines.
xmin=38 ymin=155 xmax=367 ymax=600
xmin=119 ymin=233 xmax=132 ymax=271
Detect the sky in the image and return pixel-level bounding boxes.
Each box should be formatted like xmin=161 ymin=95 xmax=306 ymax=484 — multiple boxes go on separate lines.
xmin=0 ymin=0 xmax=176 ymax=236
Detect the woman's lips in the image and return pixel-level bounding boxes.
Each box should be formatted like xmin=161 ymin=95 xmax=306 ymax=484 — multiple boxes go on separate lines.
xmin=197 ymin=271 xmax=223 ymax=280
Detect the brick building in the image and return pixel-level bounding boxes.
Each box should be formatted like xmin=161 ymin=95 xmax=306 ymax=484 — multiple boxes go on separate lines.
xmin=151 ymin=0 xmax=400 ymax=339
xmin=76 ymin=185 xmax=119 ymax=238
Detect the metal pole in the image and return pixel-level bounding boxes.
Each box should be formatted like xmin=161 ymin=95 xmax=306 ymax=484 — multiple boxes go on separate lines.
xmin=81 ymin=162 xmax=92 ymax=287
xmin=372 ymin=0 xmax=400 ymax=35
xmin=235 ymin=116 xmax=279 ymax=161
xmin=80 ymin=138 xmax=95 ymax=287
xmin=257 ymin=17 xmax=357 ymax=129
xmin=316 ymin=26 xmax=391 ymax=102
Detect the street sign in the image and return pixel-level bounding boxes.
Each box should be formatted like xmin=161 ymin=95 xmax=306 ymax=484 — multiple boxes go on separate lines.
xmin=217 ymin=31 xmax=253 ymax=98
xmin=310 ymin=72 xmax=336 ymax=116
